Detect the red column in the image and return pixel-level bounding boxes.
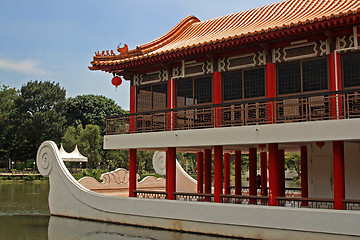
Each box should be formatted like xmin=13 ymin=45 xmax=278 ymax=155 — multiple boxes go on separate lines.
xmin=167 ymin=79 xmax=175 ymax=130
xmin=260 ymin=151 xmax=267 ymax=196
xmin=278 ymin=149 xmax=285 ymax=197
xmin=213 ymin=71 xmax=222 ymax=127
xmin=300 ymin=146 xmax=308 ymax=206
xmin=129 ymin=85 xmax=136 ymax=133
xmin=234 ymin=150 xmax=242 ymax=195
xmin=204 ymin=149 xmax=212 ymax=196
xmin=129 ymin=149 xmax=137 ymax=197
xmin=165 ymin=149 xmax=169 ymax=192
xmin=266 ymin=63 xmax=276 ymax=124
xmin=197 ymin=152 xmax=204 ymax=193
xmin=213 ymin=146 xmax=223 ymax=203
xmin=167 ymin=147 xmax=176 ymax=200
xmin=249 ymin=148 xmax=257 ymax=197
xmin=224 ymin=153 xmax=231 ymax=194
xmin=333 ymin=141 xmax=345 ymax=210
xmin=268 ymin=143 xmax=279 ymax=206
xmin=329 ymin=52 xmax=343 ymax=119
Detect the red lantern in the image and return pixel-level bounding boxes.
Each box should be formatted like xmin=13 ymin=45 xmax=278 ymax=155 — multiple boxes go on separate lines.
xmin=111 ymin=76 xmax=122 ymax=88
xmin=316 ymin=142 xmax=325 ymax=148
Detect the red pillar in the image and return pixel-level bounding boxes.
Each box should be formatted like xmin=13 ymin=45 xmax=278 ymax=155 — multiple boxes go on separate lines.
xmin=260 ymin=151 xmax=267 ymax=196
xmin=278 ymin=149 xmax=285 ymax=197
xmin=266 ymin=63 xmax=276 ymax=124
xmin=129 ymin=85 xmax=136 ymax=133
xmin=213 ymin=146 xmax=223 ymax=203
xmin=129 ymin=149 xmax=137 ymax=197
xmin=329 ymin=52 xmax=343 ymax=119
xmin=333 ymin=141 xmax=345 ymax=210
xmin=234 ymin=151 xmax=242 ymax=195
xmin=268 ymin=143 xmax=279 ymax=206
xmin=224 ymin=153 xmax=231 ymax=194
xmin=204 ymin=149 xmax=212 ymax=195
xmin=197 ymin=152 xmax=204 ymax=193
xmin=213 ymin=71 xmax=222 ymax=127
xmin=300 ymin=146 xmax=308 ymax=206
xmin=248 ymin=148 xmax=257 ymax=196
xmin=167 ymin=147 xmax=176 ymax=200
xmin=167 ymin=79 xmax=175 ymax=130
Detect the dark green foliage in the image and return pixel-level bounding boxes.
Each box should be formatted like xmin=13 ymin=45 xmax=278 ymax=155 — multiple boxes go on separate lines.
xmin=64 ymin=95 xmax=124 ymax=133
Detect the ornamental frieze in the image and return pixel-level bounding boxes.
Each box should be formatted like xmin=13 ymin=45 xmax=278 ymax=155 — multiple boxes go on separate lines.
xmin=133 ymin=69 xmax=168 ymax=86
xmin=336 ymin=34 xmax=360 ymax=52
xmin=272 ymin=40 xmax=329 ymax=63
xmin=172 ymin=60 xmax=213 ymax=79
xmin=218 ymin=51 xmax=266 ymax=72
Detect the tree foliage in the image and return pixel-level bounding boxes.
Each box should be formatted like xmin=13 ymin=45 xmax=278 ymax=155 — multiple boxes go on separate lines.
xmin=8 ymin=81 xmax=66 ymax=162
xmin=64 ymin=95 xmax=124 ymax=133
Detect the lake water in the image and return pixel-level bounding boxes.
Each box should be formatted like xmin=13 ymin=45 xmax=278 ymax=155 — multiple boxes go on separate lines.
xmin=0 ymin=181 xmax=236 ymax=240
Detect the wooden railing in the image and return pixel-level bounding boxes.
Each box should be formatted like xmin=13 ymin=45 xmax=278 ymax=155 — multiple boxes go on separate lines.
xmin=276 ymin=197 xmax=334 ymax=209
xmin=221 ymin=194 xmax=269 ymax=205
xmin=106 ymin=89 xmax=360 ymax=135
xmin=174 ymin=192 xmax=214 ymax=202
xmin=343 ymin=199 xmax=360 ymax=210
xmin=133 ymin=190 xmax=167 ymax=199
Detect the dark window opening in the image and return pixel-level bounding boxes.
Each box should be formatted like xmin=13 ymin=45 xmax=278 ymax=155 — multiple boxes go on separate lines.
xmin=176 ymin=76 xmax=212 ymax=107
xmin=343 ymin=52 xmax=360 ymax=88
xmin=136 ymin=83 xmax=167 ymax=112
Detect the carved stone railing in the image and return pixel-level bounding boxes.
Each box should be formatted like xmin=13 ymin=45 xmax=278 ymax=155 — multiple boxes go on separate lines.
xmin=174 ymin=192 xmax=214 ymax=202
xmin=106 ymin=89 xmax=360 ymax=135
xmin=276 ymin=197 xmax=334 ymax=209
xmin=220 ymin=194 xmax=269 ymax=205
xmin=343 ymin=199 xmax=360 ymax=210
xmin=133 ymin=190 xmax=167 ymax=199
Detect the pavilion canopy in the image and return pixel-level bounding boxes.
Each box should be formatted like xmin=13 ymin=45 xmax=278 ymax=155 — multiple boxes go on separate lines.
xmin=59 ymin=144 xmax=88 ymax=162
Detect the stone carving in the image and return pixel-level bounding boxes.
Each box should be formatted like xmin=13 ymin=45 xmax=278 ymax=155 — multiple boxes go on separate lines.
xmin=36 ymin=143 xmax=54 ymax=176
xmin=152 ymin=151 xmax=166 ymax=175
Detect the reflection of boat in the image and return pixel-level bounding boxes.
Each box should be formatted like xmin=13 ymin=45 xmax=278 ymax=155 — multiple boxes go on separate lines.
xmin=38 ymin=141 xmax=360 ymax=239
xmin=48 ymin=215 xmax=231 ymax=240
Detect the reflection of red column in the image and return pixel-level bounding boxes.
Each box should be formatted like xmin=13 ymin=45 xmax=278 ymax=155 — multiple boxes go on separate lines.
xmin=204 ymin=149 xmax=212 ymax=198
xmin=333 ymin=141 xmax=345 ymax=210
xmin=234 ymin=151 xmax=242 ymax=195
xmin=197 ymin=152 xmax=204 ymax=193
xmin=329 ymin=52 xmax=342 ymax=119
xmin=224 ymin=153 xmax=231 ymax=194
xmin=129 ymin=149 xmax=137 ymax=197
xmin=260 ymin=151 xmax=267 ymax=196
xmin=167 ymin=147 xmax=176 ymax=200
xmin=300 ymin=146 xmax=308 ymax=206
xmin=213 ymin=71 xmax=222 ymax=127
xmin=129 ymin=85 xmax=136 ymax=133
xmin=266 ymin=63 xmax=276 ymax=124
xmin=167 ymin=79 xmax=175 ymax=130
xmin=249 ymin=148 xmax=257 ymax=197
xmin=214 ymin=146 xmax=223 ymax=203
xmin=268 ymin=143 xmax=279 ymax=206
xmin=278 ymin=149 xmax=285 ymax=197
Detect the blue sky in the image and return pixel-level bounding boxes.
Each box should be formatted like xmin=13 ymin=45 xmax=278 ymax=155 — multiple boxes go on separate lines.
xmin=0 ymin=0 xmax=278 ymax=110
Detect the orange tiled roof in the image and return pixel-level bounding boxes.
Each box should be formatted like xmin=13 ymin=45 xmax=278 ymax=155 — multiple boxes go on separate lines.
xmin=91 ymin=0 xmax=360 ymax=68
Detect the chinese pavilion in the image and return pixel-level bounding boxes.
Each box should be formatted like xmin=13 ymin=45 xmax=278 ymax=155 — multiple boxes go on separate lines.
xmin=86 ymin=0 xmax=360 ymax=237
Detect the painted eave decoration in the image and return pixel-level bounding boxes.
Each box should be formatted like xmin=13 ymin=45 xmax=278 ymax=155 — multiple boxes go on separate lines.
xmin=89 ymin=0 xmax=360 ymax=71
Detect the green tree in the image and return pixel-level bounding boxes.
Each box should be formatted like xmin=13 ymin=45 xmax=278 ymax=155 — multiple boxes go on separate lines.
xmin=285 ymin=152 xmax=301 ymax=179
xmin=9 ymin=81 xmax=66 ymax=162
xmin=0 ymin=85 xmax=19 ymax=165
xmin=64 ymin=95 xmax=124 ymax=133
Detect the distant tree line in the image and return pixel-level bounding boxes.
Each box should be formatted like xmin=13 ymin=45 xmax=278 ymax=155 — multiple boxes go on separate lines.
xmin=0 ymin=80 xmax=156 ymax=173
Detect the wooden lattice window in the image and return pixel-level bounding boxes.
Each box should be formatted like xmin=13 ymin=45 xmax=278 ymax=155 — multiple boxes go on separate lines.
xmin=176 ymin=76 xmax=212 ymax=107
xmin=137 ymin=83 xmax=167 ymax=112
xmin=343 ymin=52 xmax=360 ymax=88
xmin=223 ymin=67 xmax=265 ymax=101
xmin=278 ymin=58 xmax=328 ymax=95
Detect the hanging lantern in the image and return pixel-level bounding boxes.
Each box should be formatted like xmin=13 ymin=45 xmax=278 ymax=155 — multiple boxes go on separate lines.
xmin=111 ymin=76 xmax=122 ymax=88
xmin=316 ymin=142 xmax=325 ymax=148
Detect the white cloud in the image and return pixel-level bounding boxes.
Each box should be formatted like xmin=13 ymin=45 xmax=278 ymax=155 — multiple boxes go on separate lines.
xmin=0 ymin=59 xmax=51 ymax=76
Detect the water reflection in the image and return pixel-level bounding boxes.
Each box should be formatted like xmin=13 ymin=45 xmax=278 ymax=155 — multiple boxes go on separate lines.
xmin=48 ymin=216 xmax=233 ymax=240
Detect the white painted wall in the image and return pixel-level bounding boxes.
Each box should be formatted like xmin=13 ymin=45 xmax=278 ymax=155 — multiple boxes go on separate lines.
xmin=308 ymin=142 xmax=360 ymax=199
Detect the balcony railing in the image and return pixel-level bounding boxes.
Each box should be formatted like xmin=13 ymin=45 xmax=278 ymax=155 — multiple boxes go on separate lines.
xmin=106 ymin=89 xmax=360 ymax=135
